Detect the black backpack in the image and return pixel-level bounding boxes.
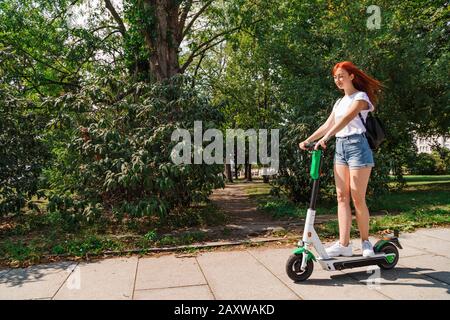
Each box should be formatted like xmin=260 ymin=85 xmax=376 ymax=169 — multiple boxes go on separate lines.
xmin=358 ymin=111 xmax=386 ymax=150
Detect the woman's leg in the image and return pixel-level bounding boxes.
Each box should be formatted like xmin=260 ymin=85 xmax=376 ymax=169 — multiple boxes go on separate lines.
xmin=334 ymin=164 xmax=352 ymax=246
xmin=349 ymin=167 xmax=372 ymax=241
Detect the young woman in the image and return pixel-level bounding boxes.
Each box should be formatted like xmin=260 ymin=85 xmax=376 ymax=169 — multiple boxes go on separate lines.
xmin=299 ymin=61 xmax=383 ymax=257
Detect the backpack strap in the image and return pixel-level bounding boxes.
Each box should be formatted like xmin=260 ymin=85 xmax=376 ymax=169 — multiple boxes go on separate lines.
xmin=358 ymin=113 xmax=367 ymax=128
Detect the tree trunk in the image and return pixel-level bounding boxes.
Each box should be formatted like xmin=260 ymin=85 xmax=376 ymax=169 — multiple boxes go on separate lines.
xmin=225 ymin=164 xmax=233 ymax=183
xmin=142 ymin=0 xmax=181 ymax=82
xmin=246 ymin=163 xmax=252 ymax=181
xmin=244 ymin=161 xmax=249 ymax=180
xmin=234 ymin=143 xmax=238 ymax=179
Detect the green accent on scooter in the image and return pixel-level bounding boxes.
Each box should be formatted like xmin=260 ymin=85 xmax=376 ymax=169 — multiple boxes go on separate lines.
xmin=293 ymin=247 xmax=317 ymax=262
xmin=310 ymin=150 xmax=322 ymax=180
xmin=374 ymin=240 xmax=390 ymax=252
xmin=385 ymin=254 xmax=396 ymax=264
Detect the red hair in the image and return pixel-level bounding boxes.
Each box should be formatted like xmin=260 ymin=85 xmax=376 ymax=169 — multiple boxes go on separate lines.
xmin=332 ymin=61 xmax=384 ymax=108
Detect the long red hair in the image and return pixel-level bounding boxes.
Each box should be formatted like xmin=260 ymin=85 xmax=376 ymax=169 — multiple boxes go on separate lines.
xmin=332 ymin=61 xmax=384 ymax=108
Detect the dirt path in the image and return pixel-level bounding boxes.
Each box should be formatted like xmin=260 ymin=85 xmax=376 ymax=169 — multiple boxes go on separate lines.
xmin=168 ymin=180 xmax=343 ymax=242
xmin=208 ymin=181 xmax=305 ymax=239
xmin=209 ymin=182 xmax=274 ymax=224
xmin=207 ymin=180 xmax=383 ymax=240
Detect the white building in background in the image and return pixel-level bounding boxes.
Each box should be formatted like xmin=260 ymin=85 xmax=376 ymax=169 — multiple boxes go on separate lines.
xmin=414 ymin=135 xmax=450 ymax=154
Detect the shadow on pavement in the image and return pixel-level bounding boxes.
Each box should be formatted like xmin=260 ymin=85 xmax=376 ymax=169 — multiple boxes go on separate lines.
xmin=295 ymin=267 xmax=450 ymax=294
xmin=0 ymin=262 xmax=74 ymax=288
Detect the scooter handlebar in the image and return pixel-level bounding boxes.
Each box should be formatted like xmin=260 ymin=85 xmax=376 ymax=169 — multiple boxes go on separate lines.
xmin=305 ymin=142 xmax=326 ymax=151
xmin=304 ymin=142 xmax=316 ymax=150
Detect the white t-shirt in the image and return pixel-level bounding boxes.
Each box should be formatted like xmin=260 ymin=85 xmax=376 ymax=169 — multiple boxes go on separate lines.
xmin=332 ymin=91 xmax=375 ymax=138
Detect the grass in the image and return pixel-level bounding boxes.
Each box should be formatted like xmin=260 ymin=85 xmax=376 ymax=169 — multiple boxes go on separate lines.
xmin=246 ymin=177 xmax=450 ymax=218
xmin=370 ymin=183 xmax=450 ymax=213
xmin=247 ymin=177 xmax=450 ymax=243
xmin=388 ymin=175 xmax=450 ymax=186
xmin=246 ymin=183 xmax=337 ymax=218
xmin=0 ymin=201 xmax=223 ymax=267
xmin=244 ymin=176 xmax=450 ymax=238
xmin=318 ymin=208 xmax=450 ymax=240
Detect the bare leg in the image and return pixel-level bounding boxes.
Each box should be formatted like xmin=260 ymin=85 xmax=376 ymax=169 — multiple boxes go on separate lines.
xmin=350 ymin=167 xmax=372 ymax=241
xmin=334 ymin=164 xmax=351 ymax=246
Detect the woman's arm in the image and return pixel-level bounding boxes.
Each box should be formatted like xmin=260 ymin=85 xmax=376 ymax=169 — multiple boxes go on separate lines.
xmin=305 ymin=111 xmax=336 ymax=143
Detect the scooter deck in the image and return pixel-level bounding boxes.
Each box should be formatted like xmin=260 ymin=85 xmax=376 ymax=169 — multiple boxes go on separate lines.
xmin=319 ymin=253 xmax=389 ymax=271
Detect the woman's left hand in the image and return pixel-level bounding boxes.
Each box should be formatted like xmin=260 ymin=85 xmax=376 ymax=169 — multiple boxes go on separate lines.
xmin=314 ymin=136 xmax=329 ymax=150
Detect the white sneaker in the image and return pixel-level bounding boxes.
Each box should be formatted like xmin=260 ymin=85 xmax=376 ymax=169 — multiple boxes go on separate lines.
xmin=362 ymin=240 xmax=375 ymax=257
xmin=326 ymin=241 xmax=353 ymax=257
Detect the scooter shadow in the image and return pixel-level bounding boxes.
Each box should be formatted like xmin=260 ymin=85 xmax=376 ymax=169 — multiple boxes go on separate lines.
xmin=297 ymin=267 xmax=450 ymax=294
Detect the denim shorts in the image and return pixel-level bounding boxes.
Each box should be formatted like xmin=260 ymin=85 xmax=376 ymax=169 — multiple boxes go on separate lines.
xmin=334 ymin=133 xmax=375 ymax=169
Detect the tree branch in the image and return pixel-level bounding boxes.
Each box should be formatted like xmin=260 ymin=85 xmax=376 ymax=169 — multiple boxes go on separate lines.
xmin=71 ymin=30 xmax=122 ymax=78
xmin=191 ymin=50 xmax=206 ymax=88
xmin=181 ymin=0 xmax=214 ymax=40
xmin=180 ymin=25 xmax=241 ymax=73
xmin=181 ymin=17 xmax=263 ymax=72
xmin=178 ymin=0 xmax=193 ymax=43
xmin=49 ymin=0 xmax=82 ymax=25
xmin=104 ymin=0 xmax=127 ymax=37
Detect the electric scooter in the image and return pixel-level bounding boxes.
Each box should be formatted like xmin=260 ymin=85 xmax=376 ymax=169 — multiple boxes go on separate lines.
xmin=286 ymin=142 xmax=402 ymax=282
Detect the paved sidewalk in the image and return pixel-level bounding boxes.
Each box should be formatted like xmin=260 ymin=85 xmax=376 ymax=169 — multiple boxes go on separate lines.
xmin=1 ymin=227 xmax=449 ymax=300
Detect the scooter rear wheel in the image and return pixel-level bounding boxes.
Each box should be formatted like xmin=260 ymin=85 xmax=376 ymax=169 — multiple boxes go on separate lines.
xmin=286 ymin=254 xmax=314 ymax=282
xmin=376 ymin=243 xmax=399 ymax=270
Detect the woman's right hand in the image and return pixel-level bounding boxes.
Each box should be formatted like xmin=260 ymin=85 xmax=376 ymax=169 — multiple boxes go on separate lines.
xmin=298 ymin=140 xmax=310 ymax=150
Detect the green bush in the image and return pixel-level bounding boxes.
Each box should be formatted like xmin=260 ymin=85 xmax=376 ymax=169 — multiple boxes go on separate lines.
xmin=431 ymin=147 xmax=450 ymax=174
xmin=45 ymin=76 xmax=225 ymax=225
xmin=0 ymin=88 xmax=50 ymax=216
xmin=409 ymin=152 xmax=438 ymax=175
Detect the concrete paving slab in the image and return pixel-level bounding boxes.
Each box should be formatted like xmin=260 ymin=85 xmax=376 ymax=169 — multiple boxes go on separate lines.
xmin=53 ymin=257 xmax=137 ymax=300
xmin=133 ymin=285 xmax=214 ymax=300
xmin=399 ymin=233 xmax=450 ymax=258
xmin=196 ymin=250 xmax=299 ymax=300
xmin=414 ymin=228 xmax=450 ymax=242
xmin=399 ymin=254 xmax=450 ymax=285
xmin=342 ymin=267 xmax=450 ymax=300
xmin=135 ymin=255 xmax=206 ymax=290
xmin=0 ymin=262 xmax=76 ymax=300
xmin=248 ymin=247 xmax=388 ymax=300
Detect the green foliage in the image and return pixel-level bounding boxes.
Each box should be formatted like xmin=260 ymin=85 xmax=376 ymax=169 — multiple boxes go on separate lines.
xmin=143 ymin=230 xmax=158 ymax=242
xmin=0 ymin=87 xmax=51 ymax=216
xmin=318 ymin=207 xmax=450 ymax=240
xmin=407 ymin=148 xmax=450 ymax=175
xmin=46 ymin=76 xmax=225 ymax=223
xmin=258 ymin=198 xmax=305 ymax=219
xmin=212 ymin=0 xmax=449 ymax=203
xmin=408 ymin=152 xmax=439 ymax=175
xmin=157 ymin=231 xmax=207 ymax=246
xmin=431 ymin=146 xmax=450 ymax=174
xmin=1 ymin=0 xmax=448 ymax=229
xmin=369 ymin=208 xmax=450 ymax=233
xmin=122 ymin=0 xmax=156 ymax=81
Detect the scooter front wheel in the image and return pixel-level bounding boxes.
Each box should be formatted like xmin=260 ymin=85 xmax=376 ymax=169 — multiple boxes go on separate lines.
xmin=376 ymin=243 xmax=399 ymax=270
xmin=286 ymin=254 xmax=314 ymax=282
